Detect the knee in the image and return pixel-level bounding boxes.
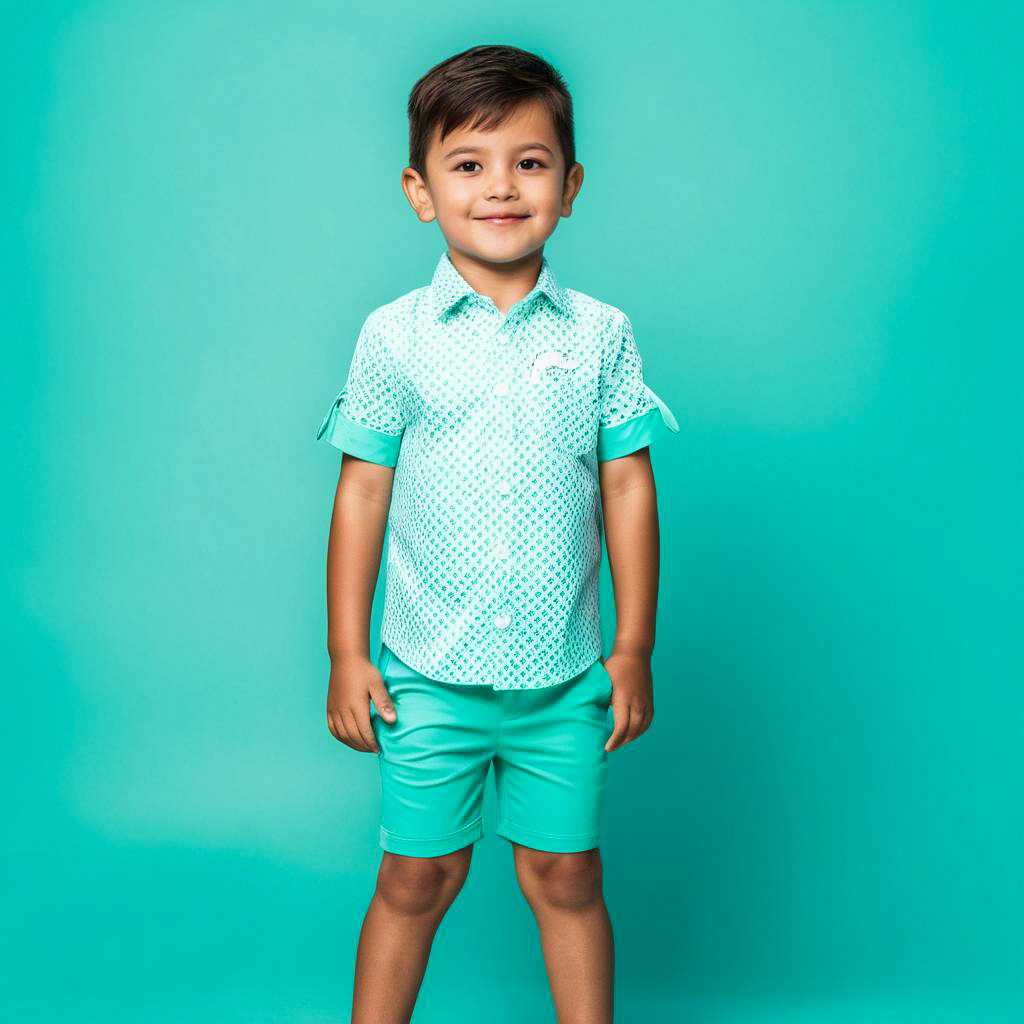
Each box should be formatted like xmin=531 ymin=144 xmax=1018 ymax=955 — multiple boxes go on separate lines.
xmin=514 ymin=848 xmax=603 ymax=910
xmin=376 ymin=848 xmax=471 ymax=916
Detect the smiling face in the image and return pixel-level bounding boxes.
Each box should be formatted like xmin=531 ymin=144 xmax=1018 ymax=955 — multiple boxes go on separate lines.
xmin=402 ymin=99 xmax=584 ymax=268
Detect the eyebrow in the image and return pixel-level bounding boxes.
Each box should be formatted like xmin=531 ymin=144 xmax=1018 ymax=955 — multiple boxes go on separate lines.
xmin=442 ymin=142 xmax=556 ymax=160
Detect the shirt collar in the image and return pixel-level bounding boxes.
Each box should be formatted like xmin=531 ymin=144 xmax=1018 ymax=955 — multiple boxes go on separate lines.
xmin=429 ymin=250 xmax=571 ymax=322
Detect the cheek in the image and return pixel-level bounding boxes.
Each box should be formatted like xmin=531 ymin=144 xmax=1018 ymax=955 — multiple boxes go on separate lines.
xmin=525 ymin=182 xmax=566 ymax=218
xmin=432 ymin=185 xmax=475 ymax=218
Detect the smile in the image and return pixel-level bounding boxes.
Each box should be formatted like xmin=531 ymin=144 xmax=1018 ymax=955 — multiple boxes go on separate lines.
xmin=477 ymin=215 xmax=528 ymax=225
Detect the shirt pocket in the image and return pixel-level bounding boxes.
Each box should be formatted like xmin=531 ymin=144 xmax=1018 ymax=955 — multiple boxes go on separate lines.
xmin=531 ymin=361 xmax=600 ymax=456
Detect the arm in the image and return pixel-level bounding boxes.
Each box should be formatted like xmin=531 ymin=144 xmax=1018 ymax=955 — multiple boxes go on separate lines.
xmin=599 ymin=447 xmax=659 ymax=751
xmin=325 ymin=454 xmax=399 ymax=753
xmin=317 ymin=312 xmax=408 ymax=752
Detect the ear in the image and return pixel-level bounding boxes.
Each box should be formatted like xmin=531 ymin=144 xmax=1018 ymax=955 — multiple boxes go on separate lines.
xmin=560 ymin=162 xmax=584 ymax=217
xmin=401 ymin=166 xmax=436 ymax=223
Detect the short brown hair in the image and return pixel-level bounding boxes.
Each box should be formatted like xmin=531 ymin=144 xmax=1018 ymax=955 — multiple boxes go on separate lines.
xmin=407 ymin=45 xmax=576 ymax=180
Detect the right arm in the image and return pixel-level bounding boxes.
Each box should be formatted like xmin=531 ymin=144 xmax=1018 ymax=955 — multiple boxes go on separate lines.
xmin=325 ymin=453 xmax=399 ymax=753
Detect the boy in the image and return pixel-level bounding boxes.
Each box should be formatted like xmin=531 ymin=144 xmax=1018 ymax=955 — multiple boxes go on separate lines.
xmin=317 ymin=44 xmax=679 ymax=1024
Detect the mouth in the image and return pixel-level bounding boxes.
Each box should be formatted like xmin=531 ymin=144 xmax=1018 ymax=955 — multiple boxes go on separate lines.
xmin=476 ymin=214 xmax=529 ymax=225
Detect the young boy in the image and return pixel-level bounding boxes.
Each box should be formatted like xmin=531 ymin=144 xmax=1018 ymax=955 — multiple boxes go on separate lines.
xmin=317 ymin=44 xmax=679 ymax=1024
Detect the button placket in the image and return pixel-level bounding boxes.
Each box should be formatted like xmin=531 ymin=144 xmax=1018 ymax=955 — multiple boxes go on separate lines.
xmin=491 ymin=322 xmax=517 ymax=634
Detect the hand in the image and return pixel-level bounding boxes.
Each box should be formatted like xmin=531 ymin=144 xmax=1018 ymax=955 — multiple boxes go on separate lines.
xmin=326 ymin=652 xmax=397 ymax=753
xmin=603 ymin=649 xmax=655 ymax=752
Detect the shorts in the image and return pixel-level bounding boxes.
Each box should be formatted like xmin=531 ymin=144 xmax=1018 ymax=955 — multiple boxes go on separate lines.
xmin=369 ymin=644 xmax=615 ymax=858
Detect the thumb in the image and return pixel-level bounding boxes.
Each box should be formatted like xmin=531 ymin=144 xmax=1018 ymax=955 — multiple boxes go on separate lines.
xmin=370 ymin=685 xmax=397 ymax=722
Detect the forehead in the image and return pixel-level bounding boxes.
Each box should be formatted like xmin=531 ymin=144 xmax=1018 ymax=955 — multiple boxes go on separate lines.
xmin=430 ymin=100 xmax=559 ymax=157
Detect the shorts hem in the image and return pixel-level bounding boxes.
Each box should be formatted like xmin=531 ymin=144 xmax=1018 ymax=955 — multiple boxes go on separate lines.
xmin=379 ymin=817 xmax=484 ymax=858
xmin=495 ymin=819 xmax=600 ymax=853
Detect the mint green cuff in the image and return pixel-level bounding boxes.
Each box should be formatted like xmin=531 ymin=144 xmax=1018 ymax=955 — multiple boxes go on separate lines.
xmin=316 ymin=390 xmax=403 ymax=467
xmin=597 ymin=388 xmax=681 ymax=462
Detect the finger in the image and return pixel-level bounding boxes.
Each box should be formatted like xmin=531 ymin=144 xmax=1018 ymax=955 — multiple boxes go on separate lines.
xmin=334 ymin=708 xmax=358 ymax=751
xmin=606 ymin=703 xmax=632 ymax=752
xmin=635 ymin=707 xmax=654 ymax=737
xmin=643 ymin=705 xmax=655 ymax=732
xmin=340 ymin=707 xmax=371 ymax=752
xmin=351 ymin=706 xmax=378 ymax=754
xmin=370 ymin=686 xmax=397 ymax=723
xmin=327 ymin=710 xmax=341 ymax=742
xmin=632 ymin=702 xmax=656 ymax=742
xmin=328 ymin=709 xmax=347 ymax=744
xmin=333 ymin=708 xmax=358 ymax=749
xmin=624 ymin=704 xmax=649 ymax=745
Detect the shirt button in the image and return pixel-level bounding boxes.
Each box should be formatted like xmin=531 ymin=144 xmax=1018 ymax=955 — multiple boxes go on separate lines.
xmin=495 ymin=542 xmax=510 ymax=559
xmin=493 ymin=612 xmax=511 ymax=629
xmin=497 ymin=480 xmax=511 ymax=495
xmin=494 ymin=381 xmax=510 ymax=396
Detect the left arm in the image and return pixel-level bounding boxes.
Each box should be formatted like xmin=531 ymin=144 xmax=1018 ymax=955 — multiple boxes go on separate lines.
xmin=599 ymin=447 xmax=660 ymax=751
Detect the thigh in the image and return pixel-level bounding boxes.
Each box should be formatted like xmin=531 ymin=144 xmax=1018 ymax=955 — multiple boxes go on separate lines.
xmin=371 ymin=646 xmax=499 ymax=858
xmin=493 ymin=660 xmax=613 ymax=853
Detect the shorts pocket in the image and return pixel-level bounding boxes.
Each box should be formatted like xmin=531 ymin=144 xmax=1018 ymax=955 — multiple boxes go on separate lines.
xmin=589 ymin=660 xmax=614 ymax=706
xmin=370 ymin=647 xmax=396 ymax=719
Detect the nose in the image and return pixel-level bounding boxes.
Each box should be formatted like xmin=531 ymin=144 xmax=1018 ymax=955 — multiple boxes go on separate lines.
xmin=485 ymin=167 xmax=518 ymax=201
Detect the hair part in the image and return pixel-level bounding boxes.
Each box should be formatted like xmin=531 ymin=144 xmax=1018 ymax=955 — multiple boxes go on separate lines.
xmin=407 ymin=44 xmax=576 ymax=181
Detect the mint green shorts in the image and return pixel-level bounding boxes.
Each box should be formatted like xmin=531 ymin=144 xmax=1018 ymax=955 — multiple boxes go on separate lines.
xmin=369 ymin=645 xmax=614 ymax=858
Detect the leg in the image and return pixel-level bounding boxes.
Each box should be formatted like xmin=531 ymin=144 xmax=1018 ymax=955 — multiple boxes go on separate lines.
xmin=356 ymin=658 xmax=498 ymax=1022
xmin=494 ymin=661 xmax=616 ymax=1021
xmin=352 ymin=844 xmax=473 ymax=1024
xmin=513 ymin=843 xmax=613 ymax=1024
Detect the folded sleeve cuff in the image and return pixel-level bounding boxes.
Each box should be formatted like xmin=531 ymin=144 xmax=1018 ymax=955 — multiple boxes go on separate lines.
xmin=316 ymin=390 xmax=403 ymax=467
xmin=596 ymin=386 xmax=680 ymax=462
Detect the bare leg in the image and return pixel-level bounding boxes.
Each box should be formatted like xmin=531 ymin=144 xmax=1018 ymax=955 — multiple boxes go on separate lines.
xmin=512 ymin=844 xmax=614 ymax=1023
xmin=351 ymin=845 xmax=473 ymax=1024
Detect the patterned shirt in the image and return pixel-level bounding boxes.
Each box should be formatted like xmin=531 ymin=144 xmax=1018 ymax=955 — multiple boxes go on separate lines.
xmin=316 ymin=249 xmax=680 ymax=690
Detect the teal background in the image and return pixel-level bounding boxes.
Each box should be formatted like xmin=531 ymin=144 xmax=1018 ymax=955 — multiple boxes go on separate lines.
xmin=4 ymin=2 xmax=1021 ymax=1022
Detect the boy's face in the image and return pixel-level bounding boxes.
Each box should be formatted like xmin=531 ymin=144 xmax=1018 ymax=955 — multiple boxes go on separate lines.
xmin=402 ymin=99 xmax=583 ymax=267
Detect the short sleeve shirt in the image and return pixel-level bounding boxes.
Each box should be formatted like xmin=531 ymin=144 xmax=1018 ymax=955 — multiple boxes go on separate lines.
xmin=317 ymin=250 xmax=680 ymax=690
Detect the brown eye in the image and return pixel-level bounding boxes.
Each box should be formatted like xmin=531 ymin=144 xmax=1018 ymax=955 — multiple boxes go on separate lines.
xmin=455 ymin=161 xmax=480 ymax=172
xmin=520 ymin=159 xmax=544 ymax=170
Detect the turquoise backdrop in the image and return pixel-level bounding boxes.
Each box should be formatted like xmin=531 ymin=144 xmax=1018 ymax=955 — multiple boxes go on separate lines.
xmin=4 ymin=2 xmax=1021 ymax=1022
